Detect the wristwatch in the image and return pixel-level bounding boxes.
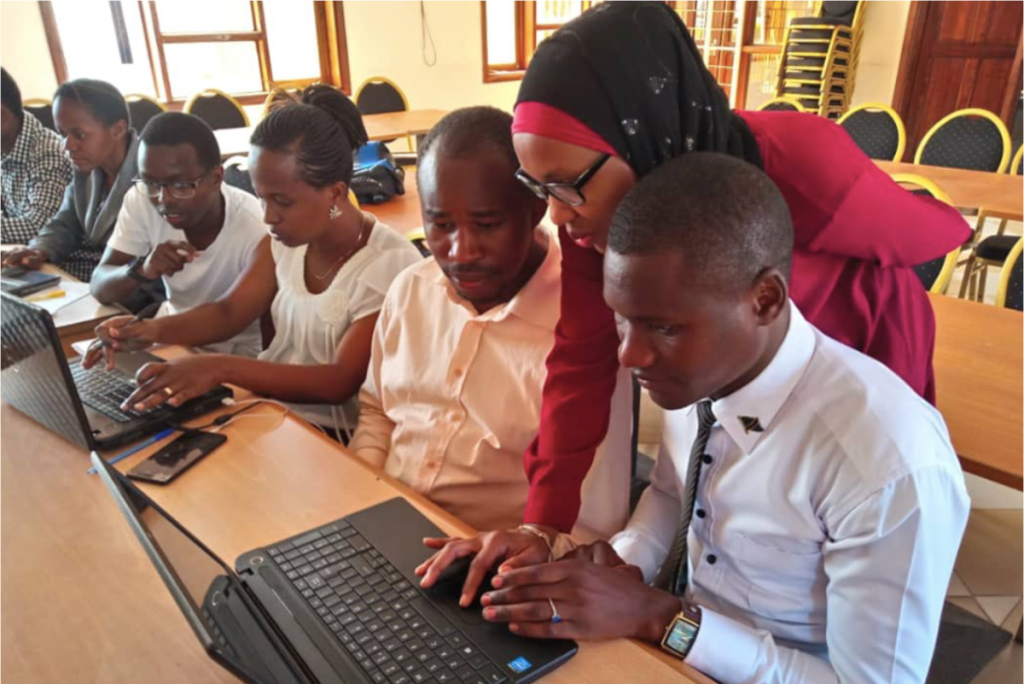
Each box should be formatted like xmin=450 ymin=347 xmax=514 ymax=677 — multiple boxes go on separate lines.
xmin=126 ymin=254 xmax=153 ymax=283
xmin=661 ymin=602 xmax=702 ymax=660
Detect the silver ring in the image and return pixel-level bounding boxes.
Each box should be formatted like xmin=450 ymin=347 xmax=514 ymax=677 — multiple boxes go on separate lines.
xmin=162 ymin=387 xmax=174 ymax=396
xmin=548 ymin=598 xmax=562 ymax=623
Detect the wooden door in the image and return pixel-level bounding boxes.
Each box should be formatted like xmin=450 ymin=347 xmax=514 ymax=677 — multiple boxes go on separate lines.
xmin=893 ymin=1 xmax=1023 ymax=158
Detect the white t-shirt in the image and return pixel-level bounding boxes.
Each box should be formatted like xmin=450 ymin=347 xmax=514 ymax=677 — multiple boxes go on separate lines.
xmin=108 ymin=184 xmax=266 ymax=356
xmin=259 ymin=218 xmax=421 ymax=430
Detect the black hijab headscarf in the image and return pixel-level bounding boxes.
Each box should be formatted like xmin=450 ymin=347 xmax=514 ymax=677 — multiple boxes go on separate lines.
xmin=516 ymin=1 xmax=762 ymax=176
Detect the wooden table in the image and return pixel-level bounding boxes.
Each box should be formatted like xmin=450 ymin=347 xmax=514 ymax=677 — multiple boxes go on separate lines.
xmin=216 ymin=109 xmax=448 ymax=159
xmin=370 ymin=168 xmax=423 ymax=235
xmin=933 ymin=294 xmax=1019 ymax=658
xmin=931 ymin=293 xmax=1024 ymax=490
xmin=0 ymin=354 xmax=710 ymax=684
xmin=876 ymin=160 xmax=1023 ymax=220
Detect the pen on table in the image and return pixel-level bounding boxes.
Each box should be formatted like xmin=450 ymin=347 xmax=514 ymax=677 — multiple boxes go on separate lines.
xmin=26 ymin=289 xmax=66 ymax=302
xmin=86 ymin=428 xmax=177 ymax=475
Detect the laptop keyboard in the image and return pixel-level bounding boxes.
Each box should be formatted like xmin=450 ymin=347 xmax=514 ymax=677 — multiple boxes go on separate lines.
xmin=69 ymin=362 xmax=147 ymax=423
xmin=267 ymin=521 xmax=510 ymax=684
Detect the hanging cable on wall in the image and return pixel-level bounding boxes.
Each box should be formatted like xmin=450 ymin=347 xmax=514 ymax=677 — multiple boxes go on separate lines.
xmin=421 ymin=1 xmax=437 ymax=67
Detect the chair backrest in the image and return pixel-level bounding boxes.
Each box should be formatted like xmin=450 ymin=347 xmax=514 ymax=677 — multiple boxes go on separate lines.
xmin=838 ymin=103 xmax=906 ymax=161
xmin=891 ymin=173 xmax=963 ymax=294
xmin=354 ymin=77 xmax=409 ymax=116
xmin=223 ymin=156 xmax=255 ymax=196
xmin=995 ymin=238 xmax=1023 ymax=310
xmin=23 ymin=98 xmax=55 ymax=132
xmin=1010 ymin=145 xmax=1023 ymax=176
xmin=125 ymin=94 xmax=167 ymax=134
xmin=757 ymin=97 xmax=806 ymax=112
xmin=915 ymin=108 xmax=1011 ymax=173
xmin=184 ymin=89 xmax=249 ymax=130
xmin=260 ymin=83 xmax=306 ymax=119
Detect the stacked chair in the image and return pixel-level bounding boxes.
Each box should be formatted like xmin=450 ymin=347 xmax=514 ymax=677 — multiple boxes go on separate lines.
xmin=775 ymin=1 xmax=866 ymax=119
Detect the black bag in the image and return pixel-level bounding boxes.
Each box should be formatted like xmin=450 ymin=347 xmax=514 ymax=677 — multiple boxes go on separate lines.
xmin=351 ymin=142 xmax=405 ymax=205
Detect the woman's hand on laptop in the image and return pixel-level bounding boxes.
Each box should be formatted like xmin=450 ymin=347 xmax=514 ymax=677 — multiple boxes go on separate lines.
xmin=83 ymin=316 xmax=158 ymax=370
xmin=416 ymin=529 xmax=555 ymax=608
xmin=121 ymin=355 xmax=225 ymax=412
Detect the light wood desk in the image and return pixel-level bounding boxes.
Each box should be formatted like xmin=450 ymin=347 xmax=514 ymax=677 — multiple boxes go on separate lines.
xmin=876 ymin=160 xmax=1023 ymax=221
xmin=0 ymin=361 xmax=710 ymax=684
xmin=931 ymin=294 xmax=1023 ymax=490
xmin=371 ymin=170 xmax=424 ymax=236
xmin=216 ymin=109 xmax=448 ymax=159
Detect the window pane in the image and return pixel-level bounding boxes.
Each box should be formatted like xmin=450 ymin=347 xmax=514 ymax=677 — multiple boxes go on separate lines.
xmin=485 ymin=0 xmax=518 ymax=66
xmin=164 ymin=42 xmax=263 ymax=99
xmin=52 ymin=1 xmax=157 ymax=98
xmin=754 ymin=0 xmax=816 ymax=45
xmin=155 ymin=0 xmax=254 ymax=34
xmin=744 ymin=54 xmax=783 ymax=109
xmin=263 ymin=1 xmax=320 ymax=82
xmin=536 ymin=0 xmax=583 ymax=26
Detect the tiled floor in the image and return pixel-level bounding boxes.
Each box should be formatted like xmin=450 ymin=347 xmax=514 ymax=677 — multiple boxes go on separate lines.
xmin=949 ymin=509 xmax=1023 ymax=683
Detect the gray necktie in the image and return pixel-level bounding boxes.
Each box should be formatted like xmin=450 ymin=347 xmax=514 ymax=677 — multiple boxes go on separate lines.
xmin=655 ymin=400 xmax=716 ymax=595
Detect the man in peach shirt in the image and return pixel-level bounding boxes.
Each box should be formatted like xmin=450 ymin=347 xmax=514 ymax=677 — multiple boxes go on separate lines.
xmin=351 ymin=107 xmax=629 ymax=538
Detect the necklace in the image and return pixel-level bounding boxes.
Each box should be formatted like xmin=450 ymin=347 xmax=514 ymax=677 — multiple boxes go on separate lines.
xmin=310 ymin=213 xmax=371 ymax=281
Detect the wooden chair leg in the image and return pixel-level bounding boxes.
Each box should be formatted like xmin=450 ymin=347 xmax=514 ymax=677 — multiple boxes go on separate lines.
xmin=959 ymin=254 xmax=977 ymax=299
xmin=977 ymin=264 xmax=989 ymax=302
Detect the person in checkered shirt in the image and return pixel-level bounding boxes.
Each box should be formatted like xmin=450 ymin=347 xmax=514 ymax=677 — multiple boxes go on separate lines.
xmin=1 ymin=68 xmax=71 ymax=246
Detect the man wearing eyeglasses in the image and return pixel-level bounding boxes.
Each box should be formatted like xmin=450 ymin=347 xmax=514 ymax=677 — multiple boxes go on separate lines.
xmin=90 ymin=112 xmax=264 ymax=357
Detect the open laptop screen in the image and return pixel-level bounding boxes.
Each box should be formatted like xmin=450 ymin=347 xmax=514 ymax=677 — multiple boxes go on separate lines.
xmin=92 ymin=453 xmax=268 ymax=684
xmin=1 ymin=292 xmax=91 ymax=449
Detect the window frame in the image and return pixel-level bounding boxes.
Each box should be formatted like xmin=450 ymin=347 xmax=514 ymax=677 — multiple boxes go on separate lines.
xmin=38 ymin=0 xmax=352 ymax=109
xmin=481 ymin=0 xmax=599 ymax=84
xmin=480 ymin=0 xmax=814 ymax=110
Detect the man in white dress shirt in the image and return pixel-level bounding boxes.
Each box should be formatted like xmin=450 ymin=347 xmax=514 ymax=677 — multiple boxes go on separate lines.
xmin=477 ymin=153 xmax=969 ymax=684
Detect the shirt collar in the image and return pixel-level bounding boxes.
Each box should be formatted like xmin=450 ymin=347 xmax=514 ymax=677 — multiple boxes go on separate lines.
xmin=424 ymin=227 xmax=561 ymax=329
xmin=710 ymin=301 xmax=816 ymax=454
xmin=2 ymin=112 xmax=45 ymax=166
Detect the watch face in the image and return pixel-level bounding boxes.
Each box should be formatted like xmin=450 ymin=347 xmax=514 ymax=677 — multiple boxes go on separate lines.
xmin=666 ymin=619 xmax=698 ymax=656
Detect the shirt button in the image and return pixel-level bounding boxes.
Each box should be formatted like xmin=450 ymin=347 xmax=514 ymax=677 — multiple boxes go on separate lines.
xmin=702 ymin=454 xmax=713 ymax=465
xmin=707 ymin=554 xmax=717 ymax=565
xmin=695 ymin=509 xmax=706 ymax=519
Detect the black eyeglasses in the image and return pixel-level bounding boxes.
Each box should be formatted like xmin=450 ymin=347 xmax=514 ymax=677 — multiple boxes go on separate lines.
xmin=133 ymin=171 xmax=210 ymax=200
xmin=515 ymin=153 xmax=611 ymax=207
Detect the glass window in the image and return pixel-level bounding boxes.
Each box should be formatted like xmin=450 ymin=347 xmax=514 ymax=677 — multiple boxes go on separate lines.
xmin=263 ymin=1 xmax=321 ymax=83
xmin=164 ymin=42 xmax=263 ymax=97
xmin=154 ymin=0 xmax=254 ymax=34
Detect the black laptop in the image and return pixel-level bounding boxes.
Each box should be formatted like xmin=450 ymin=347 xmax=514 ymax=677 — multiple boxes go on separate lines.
xmin=92 ymin=452 xmax=577 ymax=684
xmin=1 ymin=291 xmax=232 ymax=450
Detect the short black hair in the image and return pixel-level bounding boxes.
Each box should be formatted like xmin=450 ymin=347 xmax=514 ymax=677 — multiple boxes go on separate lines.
xmin=609 ymin=152 xmax=793 ymax=290
xmin=417 ymin=106 xmax=519 ymax=181
xmin=140 ymin=112 xmax=221 ymax=171
xmin=53 ymin=78 xmax=129 ymax=127
xmin=251 ymin=84 xmax=367 ymax=187
xmin=1 ymin=68 xmax=22 ymax=121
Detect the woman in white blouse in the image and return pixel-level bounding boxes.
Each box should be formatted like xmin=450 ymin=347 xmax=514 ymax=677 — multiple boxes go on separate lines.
xmin=85 ymin=85 xmax=421 ymax=440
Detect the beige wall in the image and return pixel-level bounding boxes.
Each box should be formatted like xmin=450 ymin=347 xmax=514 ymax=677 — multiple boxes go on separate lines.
xmin=850 ymin=0 xmax=911 ymax=106
xmin=1 ymin=1 xmax=58 ymax=99
xmin=346 ymin=1 xmax=520 ymax=112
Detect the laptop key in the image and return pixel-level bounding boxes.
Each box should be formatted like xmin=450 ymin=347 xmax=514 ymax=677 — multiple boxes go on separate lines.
xmin=290 ymin=530 xmax=323 ymax=547
xmin=371 ymin=671 xmax=388 ymax=684
xmin=410 ymin=598 xmax=457 ymax=637
xmin=467 ymin=653 xmax=488 ymax=670
xmin=477 ymin=666 xmax=507 ymax=684
xmin=436 ymin=669 xmax=456 ymax=683
xmin=411 ymin=669 xmax=431 ymax=683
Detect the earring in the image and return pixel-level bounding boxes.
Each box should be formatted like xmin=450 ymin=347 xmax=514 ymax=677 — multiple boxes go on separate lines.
xmin=328 ymin=205 xmax=342 ymax=220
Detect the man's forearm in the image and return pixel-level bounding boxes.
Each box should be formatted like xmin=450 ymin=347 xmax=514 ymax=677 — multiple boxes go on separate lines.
xmin=90 ymin=263 xmax=145 ymax=304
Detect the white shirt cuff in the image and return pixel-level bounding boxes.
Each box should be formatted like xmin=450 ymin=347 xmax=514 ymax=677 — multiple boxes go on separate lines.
xmin=685 ymin=607 xmax=765 ymax=684
xmin=610 ymin=531 xmax=663 ymax=584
